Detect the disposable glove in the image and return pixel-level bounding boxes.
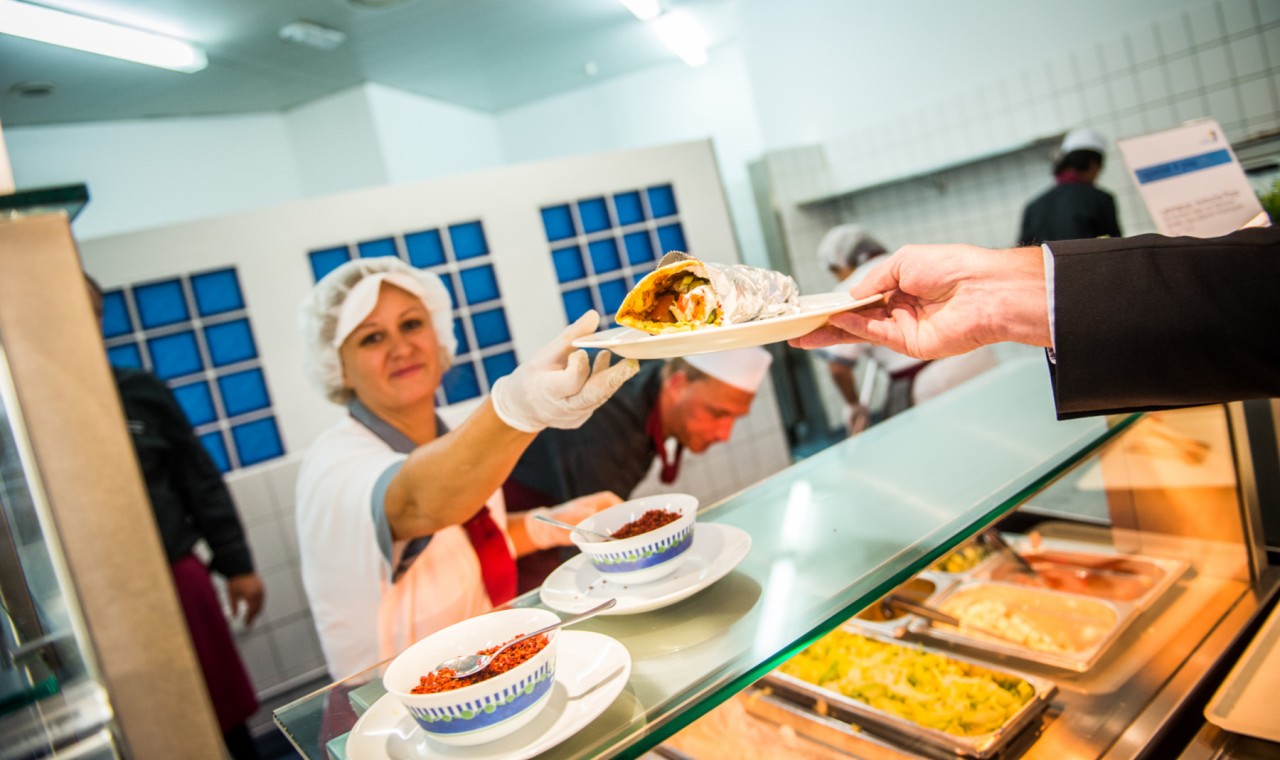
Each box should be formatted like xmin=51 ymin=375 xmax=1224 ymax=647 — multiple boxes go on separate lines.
xmin=525 ymin=491 xmax=624 ymax=549
xmin=490 ymin=311 xmax=638 ymax=433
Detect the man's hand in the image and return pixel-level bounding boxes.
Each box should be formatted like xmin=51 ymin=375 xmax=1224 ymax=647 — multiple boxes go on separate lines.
xmin=525 ymin=491 xmax=625 ymax=549
xmin=792 ymin=244 xmax=1053 ymax=359
xmin=226 ymin=572 xmax=266 ymax=627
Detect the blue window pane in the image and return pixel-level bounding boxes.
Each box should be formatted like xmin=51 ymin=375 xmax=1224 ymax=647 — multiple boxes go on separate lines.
xmin=232 ymin=417 xmax=284 ymax=467
xmin=599 ymin=278 xmax=628 ymax=315
xmin=577 ymin=197 xmax=611 ymax=233
xmin=204 ymin=319 xmax=257 ymax=367
xmin=588 ymin=238 xmax=622 ymax=274
xmin=458 ymin=265 xmax=500 ymax=305
xmin=405 ymin=229 xmax=446 ymax=267
xmin=309 ymin=247 xmax=351 ymax=282
xmin=201 ymin=432 xmax=231 ymax=474
xmin=134 ymin=280 xmax=189 ymax=329
xmin=482 ymin=351 xmax=518 ymax=386
xmin=541 ymin=205 xmax=576 ymax=242
xmin=148 ymin=331 xmax=202 ymax=380
xmin=106 ymin=343 xmax=142 ymax=368
xmin=191 ymin=268 xmax=243 ymax=317
xmin=357 ymin=238 xmax=398 ymax=258
xmin=561 ymin=288 xmax=595 ymax=322
xmin=470 ymin=308 xmax=511 ymax=349
xmin=656 ymin=222 xmax=687 ymax=254
xmin=449 ymin=221 xmax=488 ymax=260
xmin=614 ymin=191 xmax=645 ymax=225
xmin=453 ymin=318 xmax=470 ymax=355
xmin=172 ymin=381 xmax=217 ymax=427
xmin=623 ymin=231 xmax=655 ymax=265
xmin=438 ymin=274 xmax=458 ymax=310
xmin=218 ymin=368 xmax=270 ymax=417
xmin=648 ymin=184 xmax=677 ymax=218
xmin=442 ymin=362 xmax=481 ymax=404
xmin=101 ymin=291 xmax=132 ymax=338
xmin=552 ymin=246 xmax=586 ymax=283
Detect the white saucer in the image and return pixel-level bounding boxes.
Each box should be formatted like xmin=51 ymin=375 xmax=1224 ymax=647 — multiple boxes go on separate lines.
xmin=345 ymin=631 xmax=631 ymax=760
xmin=540 ymin=523 xmax=752 ymax=615
xmin=572 ymin=292 xmax=883 ymax=359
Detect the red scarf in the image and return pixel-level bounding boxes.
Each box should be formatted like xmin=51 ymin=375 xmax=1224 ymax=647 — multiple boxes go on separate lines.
xmin=461 ymin=506 xmax=517 ymax=606
xmin=645 ymin=396 xmax=684 ymax=484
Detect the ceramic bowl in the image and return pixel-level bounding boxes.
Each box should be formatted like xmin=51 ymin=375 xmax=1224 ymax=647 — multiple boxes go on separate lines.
xmin=570 ymin=493 xmax=697 ymax=584
xmin=382 ymin=608 xmax=560 ymax=746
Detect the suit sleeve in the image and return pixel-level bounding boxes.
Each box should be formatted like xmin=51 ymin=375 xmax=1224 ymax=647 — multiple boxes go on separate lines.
xmin=138 ymin=372 xmax=256 ymax=577
xmin=1047 ymin=226 xmax=1280 ymax=418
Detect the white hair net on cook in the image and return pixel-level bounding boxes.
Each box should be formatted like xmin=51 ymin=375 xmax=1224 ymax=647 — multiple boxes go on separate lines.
xmin=299 ymin=257 xmax=456 ymax=405
xmin=816 ymin=224 xmax=888 ymax=272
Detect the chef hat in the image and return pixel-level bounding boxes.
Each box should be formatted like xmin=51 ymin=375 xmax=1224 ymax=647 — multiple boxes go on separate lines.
xmin=684 ymin=347 xmax=773 ymax=393
xmin=816 ymin=224 xmax=888 ymax=271
xmin=299 ymin=257 xmax=456 ymax=404
xmin=1060 ymin=127 xmax=1107 ymax=156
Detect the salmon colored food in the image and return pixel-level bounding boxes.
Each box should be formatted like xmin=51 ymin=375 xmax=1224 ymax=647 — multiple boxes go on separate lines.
xmin=410 ymin=633 xmax=549 ymax=694
xmin=612 ymin=508 xmax=682 ymax=539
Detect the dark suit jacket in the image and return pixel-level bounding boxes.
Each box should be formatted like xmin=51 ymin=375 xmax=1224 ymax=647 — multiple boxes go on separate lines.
xmin=1047 ymin=226 xmax=1280 ymax=419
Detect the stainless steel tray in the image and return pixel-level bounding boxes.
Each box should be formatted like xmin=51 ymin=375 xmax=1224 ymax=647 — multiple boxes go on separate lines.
xmin=908 ymin=580 xmax=1130 ymax=672
xmin=968 ymin=538 xmax=1187 ymax=612
xmin=842 ymin=572 xmax=954 ymax=639
xmin=761 ymin=632 xmax=1057 ymax=759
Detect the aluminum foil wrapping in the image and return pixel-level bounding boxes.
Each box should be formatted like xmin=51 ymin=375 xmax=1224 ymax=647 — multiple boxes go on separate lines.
xmin=661 ymin=251 xmax=800 ymax=325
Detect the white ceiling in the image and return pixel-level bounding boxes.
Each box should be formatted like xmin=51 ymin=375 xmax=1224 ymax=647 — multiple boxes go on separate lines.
xmin=0 ymin=0 xmax=739 ymax=128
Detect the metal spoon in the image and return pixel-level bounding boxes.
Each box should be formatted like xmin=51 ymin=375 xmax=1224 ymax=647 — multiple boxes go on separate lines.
xmin=881 ymin=594 xmax=1027 ymax=647
xmin=434 ymin=598 xmax=618 ymax=679
xmin=531 ymin=512 xmax=617 ymax=542
xmin=981 ymin=529 xmax=1046 ymax=583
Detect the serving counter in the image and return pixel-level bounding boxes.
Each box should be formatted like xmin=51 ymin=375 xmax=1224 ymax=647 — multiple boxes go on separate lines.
xmin=273 ymin=358 xmax=1278 ymax=759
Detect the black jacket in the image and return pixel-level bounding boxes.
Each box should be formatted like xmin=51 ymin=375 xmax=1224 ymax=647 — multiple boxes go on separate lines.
xmin=1020 ymin=183 xmax=1122 ymax=246
xmin=113 ymin=366 xmax=254 ymax=577
xmin=1048 ymin=226 xmax=1280 ymax=418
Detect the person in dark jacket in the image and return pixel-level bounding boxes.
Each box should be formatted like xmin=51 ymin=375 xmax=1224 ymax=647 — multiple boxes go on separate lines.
xmin=790 ymin=225 xmax=1280 ymax=418
xmin=503 ymin=348 xmax=772 ymax=591
xmin=1019 ymin=127 xmax=1122 ymax=246
xmin=88 ymin=277 xmax=264 ymax=760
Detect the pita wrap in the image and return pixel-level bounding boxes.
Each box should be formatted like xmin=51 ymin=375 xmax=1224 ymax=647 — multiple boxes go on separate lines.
xmin=616 ymin=252 xmax=799 ymax=334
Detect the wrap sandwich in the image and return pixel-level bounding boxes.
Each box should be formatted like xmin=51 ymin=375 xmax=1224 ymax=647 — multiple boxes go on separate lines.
xmin=616 ymin=252 xmax=800 ymax=334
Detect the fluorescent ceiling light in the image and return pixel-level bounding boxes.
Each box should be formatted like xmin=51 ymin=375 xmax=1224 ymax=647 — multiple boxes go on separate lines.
xmin=650 ymin=10 xmax=707 ymax=67
xmin=619 ymin=0 xmax=660 ymax=21
xmin=0 ymin=0 xmax=207 ymax=73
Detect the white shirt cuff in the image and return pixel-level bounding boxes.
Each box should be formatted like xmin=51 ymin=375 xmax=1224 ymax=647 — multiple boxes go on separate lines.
xmin=1041 ymin=243 xmax=1057 ymax=363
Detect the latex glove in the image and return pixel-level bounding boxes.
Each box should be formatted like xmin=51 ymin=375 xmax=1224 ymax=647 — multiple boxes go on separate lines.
xmin=225 ymin=572 xmax=265 ymax=627
xmin=526 ymin=491 xmax=625 ymax=549
xmin=490 ymin=311 xmax=639 ymax=433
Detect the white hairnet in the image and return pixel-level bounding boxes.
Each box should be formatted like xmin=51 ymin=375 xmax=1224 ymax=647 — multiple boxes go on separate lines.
xmin=299 ymin=257 xmax=456 ymax=404
xmin=1061 ymin=127 xmax=1107 ymax=156
xmin=816 ymin=224 xmax=888 ymax=271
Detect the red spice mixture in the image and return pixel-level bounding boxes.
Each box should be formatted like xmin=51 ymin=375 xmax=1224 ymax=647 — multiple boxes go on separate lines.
xmin=611 ymin=508 xmax=682 ymax=540
xmin=410 ymin=633 xmax=549 ymax=694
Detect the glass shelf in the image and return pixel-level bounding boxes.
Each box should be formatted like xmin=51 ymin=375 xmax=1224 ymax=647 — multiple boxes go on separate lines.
xmin=274 ymin=357 xmax=1141 ymax=758
xmin=0 ymin=184 xmax=89 ymax=221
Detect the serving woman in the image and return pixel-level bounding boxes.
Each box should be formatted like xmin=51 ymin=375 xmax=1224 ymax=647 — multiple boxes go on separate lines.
xmin=296 ymin=258 xmax=637 ymax=679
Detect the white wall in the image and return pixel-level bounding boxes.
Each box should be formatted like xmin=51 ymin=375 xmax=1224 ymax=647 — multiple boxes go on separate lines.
xmin=5 ymin=115 xmax=303 ymax=240
xmin=497 ymin=43 xmax=770 ymax=268
xmin=365 ymin=83 xmax=507 ymax=184
xmin=739 ymin=0 xmax=1222 ymax=150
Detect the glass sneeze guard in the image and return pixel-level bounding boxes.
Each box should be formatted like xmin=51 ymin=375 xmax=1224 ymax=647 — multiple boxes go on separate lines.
xmin=274 ymin=357 xmax=1141 ymax=758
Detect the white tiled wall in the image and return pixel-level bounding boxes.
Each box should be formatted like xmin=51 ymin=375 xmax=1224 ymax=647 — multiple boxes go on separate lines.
xmin=762 ymin=0 xmax=1280 ymax=429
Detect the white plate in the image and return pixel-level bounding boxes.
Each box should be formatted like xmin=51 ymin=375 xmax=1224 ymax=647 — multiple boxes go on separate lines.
xmin=540 ymin=523 xmax=752 ymax=615
xmin=572 ymin=292 xmax=883 ymax=359
xmin=346 ymin=631 xmax=631 ymax=760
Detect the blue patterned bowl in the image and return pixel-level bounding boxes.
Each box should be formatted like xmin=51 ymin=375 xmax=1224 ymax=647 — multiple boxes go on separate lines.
xmin=383 ymin=608 xmax=560 ymax=746
xmin=570 ymin=493 xmax=697 ymax=584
